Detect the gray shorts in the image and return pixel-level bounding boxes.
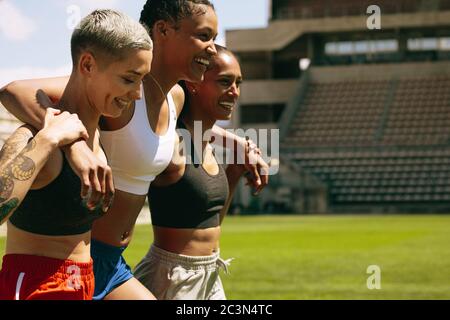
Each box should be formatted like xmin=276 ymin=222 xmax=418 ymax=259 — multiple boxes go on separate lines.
xmin=134 ymin=244 xmax=232 ymax=300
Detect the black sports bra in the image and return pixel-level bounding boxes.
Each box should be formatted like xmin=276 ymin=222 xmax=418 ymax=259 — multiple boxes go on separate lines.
xmin=9 ymin=153 xmax=105 ymax=236
xmin=149 ymin=122 xmax=229 ymax=229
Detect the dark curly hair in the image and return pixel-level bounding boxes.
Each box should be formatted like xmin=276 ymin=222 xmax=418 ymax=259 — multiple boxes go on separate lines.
xmin=139 ymin=0 xmax=214 ymax=35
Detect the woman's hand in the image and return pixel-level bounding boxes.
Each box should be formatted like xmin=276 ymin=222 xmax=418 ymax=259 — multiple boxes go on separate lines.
xmin=39 ymin=108 xmax=89 ymax=147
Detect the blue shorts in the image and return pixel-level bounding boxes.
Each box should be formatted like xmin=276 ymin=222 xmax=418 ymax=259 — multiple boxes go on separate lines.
xmin=91 ymin=239 xmax=134 ymax=300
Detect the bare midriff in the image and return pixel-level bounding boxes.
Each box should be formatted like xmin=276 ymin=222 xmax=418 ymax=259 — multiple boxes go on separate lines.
xmin=6 ymin=222 xmax=92 ymax=263
xmin=91 ymin=190 xmax=146 ymax=247
xmin=153 ymin=225 xmax=221 ymax=256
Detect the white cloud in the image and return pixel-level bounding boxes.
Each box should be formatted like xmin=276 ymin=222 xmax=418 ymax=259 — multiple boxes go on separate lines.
xmin=0 ymin=1 xmax=37 ymax=41
xmin=0 ymin=65 xmax=72 ymax=88
xmin=56 ymin=0 xmax=124 ymax=30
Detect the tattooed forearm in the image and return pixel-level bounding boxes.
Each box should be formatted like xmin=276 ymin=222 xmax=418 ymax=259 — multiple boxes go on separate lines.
xmin=0 ymin=132 xmax=33 ymax=164
xmin=0 ymin=198 xmax=19 ymax=222
xmin=10 ymin=155 xmax=36 ymax=181
xmin=0 ymin=175 xmax=14 ymax=202
xmin=0 ymin=125 xmax=41 ymax=223
xmin=23 ymin=138 xmax=36 ymax=153
xmin=0 ymin=139 xmax=36 ymax=208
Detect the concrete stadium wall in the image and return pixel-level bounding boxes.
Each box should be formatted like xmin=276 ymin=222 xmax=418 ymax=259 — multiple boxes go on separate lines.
xmin=309 ymin=61 xmax=450 ymax=82
xmin=239 ymin=79 xmax=299 ymax=105
xmin=228 ymin=11 xmax=450 ymax=52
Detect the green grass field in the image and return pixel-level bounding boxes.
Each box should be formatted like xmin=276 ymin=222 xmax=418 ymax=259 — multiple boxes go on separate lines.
xmin=1 ymin=214 xmax=450 ymax=299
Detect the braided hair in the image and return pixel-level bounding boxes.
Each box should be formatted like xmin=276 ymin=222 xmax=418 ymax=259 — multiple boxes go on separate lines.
xmin=139 ymin=0 xmax=214 ymax=35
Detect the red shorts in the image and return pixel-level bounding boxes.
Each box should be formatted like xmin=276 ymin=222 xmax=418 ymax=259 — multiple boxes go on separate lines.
xmin=0 ymin=254 xmax=94 ymax=300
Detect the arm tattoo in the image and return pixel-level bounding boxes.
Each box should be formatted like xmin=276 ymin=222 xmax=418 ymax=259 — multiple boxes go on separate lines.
xmin=0 ymin=176 xmax=14 ymax=202
xmin=10 ymin=140 xmax=36 ymax=181
xmin=0 ymin=198 xmax=19 ymax=222
xmin=0 ymin=132 xmax=33 ymax=162
xmin=0 ymin=135 xmax=37 ymax=220
xmin=10 ymin=153 xmax=36 ymax=180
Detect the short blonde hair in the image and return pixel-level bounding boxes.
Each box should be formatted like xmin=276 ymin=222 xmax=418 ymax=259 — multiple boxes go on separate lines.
xmin=71 ymin=9 xmax=152 ymax=66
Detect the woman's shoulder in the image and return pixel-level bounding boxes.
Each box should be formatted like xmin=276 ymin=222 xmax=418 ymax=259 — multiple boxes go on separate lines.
xmin=169 ymin=84 xmax=185 ymax=116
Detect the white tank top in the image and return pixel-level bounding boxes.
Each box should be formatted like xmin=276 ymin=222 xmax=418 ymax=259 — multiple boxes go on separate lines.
xmin=100 ymin=92 xmax=177 ymax=195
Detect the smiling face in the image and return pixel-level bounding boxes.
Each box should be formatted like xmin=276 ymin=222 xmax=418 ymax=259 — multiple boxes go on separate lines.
xmin=190 ymin=51 xmax=242 ymax=121
xmin=164 ymin=4 xmax=218 ymax=83
xmin=83 ymin=48 xmax=152 ymax=118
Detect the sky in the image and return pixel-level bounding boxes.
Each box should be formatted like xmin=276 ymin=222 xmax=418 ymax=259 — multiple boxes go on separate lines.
xmin=0 ymin=0 xmax=269 ymax=87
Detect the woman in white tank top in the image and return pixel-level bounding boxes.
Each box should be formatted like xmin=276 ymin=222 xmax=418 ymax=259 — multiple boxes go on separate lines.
xmin=0 ymin=0 xmax=269 ymax=300
xmin=134 ymin=45 xmax=257 ymax=300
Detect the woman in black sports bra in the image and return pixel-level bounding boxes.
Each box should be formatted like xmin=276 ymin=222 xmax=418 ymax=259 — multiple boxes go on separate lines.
xmin=0 ymin=10 xmax=152 ymax=300
xmin=134 ymin=45 xmax=265 ymax=300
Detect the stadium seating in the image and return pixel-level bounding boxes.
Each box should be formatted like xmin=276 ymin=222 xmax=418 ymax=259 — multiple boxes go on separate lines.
xmin=282 ymin=66 xmax=450 ymax=207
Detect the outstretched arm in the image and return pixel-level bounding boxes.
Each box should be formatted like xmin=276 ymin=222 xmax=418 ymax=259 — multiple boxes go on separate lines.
xmin=210 ymin=126 xmax=269 ymax=194
xmin=0 ymin=76 xmax=69 ymax=129
xmin=0 ymin=108 xmax=88 ymax=224
xmin=0 ymin=77 xmax=114 ymax=211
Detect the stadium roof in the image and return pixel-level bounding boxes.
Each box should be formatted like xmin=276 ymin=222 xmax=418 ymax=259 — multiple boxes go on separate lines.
xmin=226 ymin=11 xmax=450 ymax=52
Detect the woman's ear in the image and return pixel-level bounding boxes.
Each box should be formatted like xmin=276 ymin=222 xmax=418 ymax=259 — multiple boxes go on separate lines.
xmin=78 ymin=52 xmax=97 ymax=77
xmin=153 ymin=19 xmax=178 ymax=41
xmin=185 ymin=82 xmax=198 ymax=95
xmin=153 ymin=20 xmax=171 ymax=39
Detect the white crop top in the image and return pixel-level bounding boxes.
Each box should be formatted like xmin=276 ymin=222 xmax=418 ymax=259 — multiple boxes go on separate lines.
xmin=100 ymin=92 xmax=177 ymax=195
